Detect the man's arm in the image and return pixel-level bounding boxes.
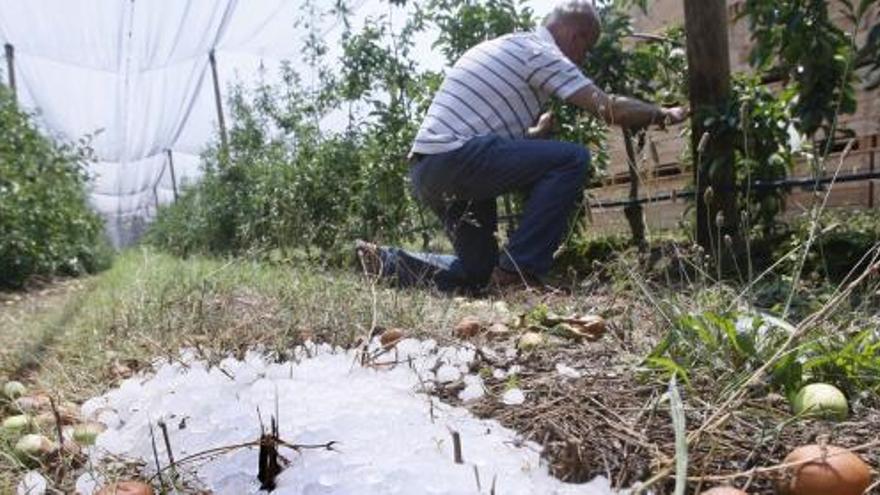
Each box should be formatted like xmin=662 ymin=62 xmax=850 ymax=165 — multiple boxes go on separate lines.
xmin=566 ymin=84 xmax=687 ymax=129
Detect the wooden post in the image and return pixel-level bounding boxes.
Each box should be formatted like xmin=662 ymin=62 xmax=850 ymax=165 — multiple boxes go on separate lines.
xmin=208 ymin=49 xmax=229 ymax=156
xmin=684 ymin=0 xmax=738 ymax=253
xmin=166 ymin=149 xmax=179 ymax=201
xmin=4 ymin=43 xmax=16 ymax=99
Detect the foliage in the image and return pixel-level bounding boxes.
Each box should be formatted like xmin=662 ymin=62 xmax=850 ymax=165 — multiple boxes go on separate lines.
xmin=427 ymin=0 xmax=535 ymax=64
xmin=739 ymin=0 xmax=868 ymax=138
xmin=778 ymin=209 xmax=880 ymax=281
xmin=648 ymin=310 xmax=880 ymax=399
xmin=552 ymin=2 xmax=688 ymax=248
xmin=554 ymin=233 xmax=632 ymax=275
xmin=0 ymin=86 xmax=110 ymax=288
xmin=148 ymin=78 xmax=418 ymax=259
xmin=800 ymin=326 xmax=880 ymax=397
xmin=700 ymin=76 xmax=800 ymax=236
xmin=649 ymin=312 xmax=769 ymax=386
xmin=584 ymin=6 xmax=686 ymax=105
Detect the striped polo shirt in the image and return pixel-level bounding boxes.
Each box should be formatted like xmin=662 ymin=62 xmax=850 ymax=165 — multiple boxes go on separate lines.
xmin=411 ymin=26 xmax=593 ymax=155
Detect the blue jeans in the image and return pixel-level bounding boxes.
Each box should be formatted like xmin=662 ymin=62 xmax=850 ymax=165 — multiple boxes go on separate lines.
xmin=379 ymin=135 xmax=590 ymax=292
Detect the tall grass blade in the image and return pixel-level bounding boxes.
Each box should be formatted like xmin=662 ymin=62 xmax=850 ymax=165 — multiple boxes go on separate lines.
xmin=669 ymin=375 xmax=688 ymax=495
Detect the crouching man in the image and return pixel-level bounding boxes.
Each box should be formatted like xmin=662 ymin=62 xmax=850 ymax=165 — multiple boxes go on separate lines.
xmin=357 ymin=0 xmax=687 ymax=293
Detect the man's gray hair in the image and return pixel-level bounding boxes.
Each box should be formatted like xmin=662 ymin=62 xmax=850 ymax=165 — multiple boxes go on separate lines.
xmin=544 ymin=1 xmax=601 ymax=32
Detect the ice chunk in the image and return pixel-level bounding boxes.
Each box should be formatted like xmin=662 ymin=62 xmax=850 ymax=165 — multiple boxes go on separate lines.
xmin=17 ymin=471 xmax=47 ymax=495
xmin=458 ymin=375 xmax=486 ymax=402
xmin=435 ymin=364 xmax=462 ymax=383
xmin=74 ymin=472 xmax=103 ymax=495
xmin=80 ymin=340 xmax=614 ymax=495
xmin=502 ymin=388 xmax=526 ymax=405
xmin=556 ymin=363 xmax=582 ymax=379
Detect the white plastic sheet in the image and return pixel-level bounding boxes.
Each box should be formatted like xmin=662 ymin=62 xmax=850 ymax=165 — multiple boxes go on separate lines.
xmin=0 ymin=0 xmax=303 ymax=246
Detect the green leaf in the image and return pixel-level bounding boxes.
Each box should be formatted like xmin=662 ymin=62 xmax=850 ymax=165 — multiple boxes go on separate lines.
xmin=646 ymin=356 xmax=691 ymax=386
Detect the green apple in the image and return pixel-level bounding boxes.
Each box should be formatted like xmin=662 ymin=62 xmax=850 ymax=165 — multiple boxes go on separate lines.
xmin=792 ymin=383 xmax=848 ymax=420
xmin=3 ymin=381 xmax=26 ymax=399
xmin=1 ymin=415 xmax=30 ymax=432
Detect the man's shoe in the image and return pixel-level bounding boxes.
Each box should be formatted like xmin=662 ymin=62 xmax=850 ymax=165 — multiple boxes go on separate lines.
xmin=488 ymin=266 xmax=568 ymax=295
xmin=488 ymin=266 xmax=541 ymax=292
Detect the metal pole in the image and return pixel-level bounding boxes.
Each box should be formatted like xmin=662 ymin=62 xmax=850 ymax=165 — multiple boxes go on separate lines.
xmin=166 ymin=149 xmax=179 ymax=201
xmin=208 ymin=49 xmax=228 ymax=155
xmin=870 ymin=136 xmax=876 ymax=208
xmin=153 ymin=185 xmax=160 ymax=212
xmin=4 ymin=43 xmax=16 ymax=99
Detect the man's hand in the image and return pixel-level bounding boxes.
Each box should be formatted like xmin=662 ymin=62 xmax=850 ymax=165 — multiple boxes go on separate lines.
xmin=527 ymin=111 xmax=556 ymax=139
xmin=567 ymin=85 xmax=689 ymax=130
xmin=658 ymin=106 xmax=688 ymax=127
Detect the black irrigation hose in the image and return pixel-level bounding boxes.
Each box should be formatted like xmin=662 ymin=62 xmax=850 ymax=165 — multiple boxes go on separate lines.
xmin=589 ymin=170 xmax=880 ymax=209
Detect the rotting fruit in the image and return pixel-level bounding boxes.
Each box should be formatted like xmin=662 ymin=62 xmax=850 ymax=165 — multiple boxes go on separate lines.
xmin=777 ymin=444 xmax=871 ymax=495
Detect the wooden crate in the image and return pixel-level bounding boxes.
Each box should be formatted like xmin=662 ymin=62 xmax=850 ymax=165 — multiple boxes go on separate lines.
xmin=644 ymin=201 xmax=690 ymax=230
xmin=790 ymin=149 xmax=876 ymax=177
xmin=786 ymin=180 xmax=873 ymax=212
xmin=587 ymin=200 xmax=691 ymax=234
xmin=588 ymin=181 xmax=631 ymax=202
xmin=641 ymin=125 xmax=688 ymax=167
xmin=602 ymin=125 xmax=687 ymax=178
xmin=642 ymin=172 xmax=692 ymax=196
xmin=586 ymin=208 xmax=630 ymax=235
xmin=629 ymin=0 xmax=685 ymax=33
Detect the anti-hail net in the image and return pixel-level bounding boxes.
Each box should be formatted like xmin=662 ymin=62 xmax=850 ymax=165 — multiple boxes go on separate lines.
xmin=0 ymin=0 xmax=334 ymax=247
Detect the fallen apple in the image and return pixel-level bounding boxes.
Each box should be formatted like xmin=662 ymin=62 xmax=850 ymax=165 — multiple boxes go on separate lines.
xmin=700 ymin=487 xmax=749 ymax=495
xmin=792 ymin=383 xmax=848 ymax=420
xmin=453 ymin=316 xmax=482 ymax=338
xmin=379 ymin=328 xmax=405 ymax=348
xmin=517 ymin=332 xmax=544 ymax=351
xmin=778 ymin=444 xmax=871 ymax=495
xmin=96 ymin=480 xmax=155 ymax=495
xmin=3 ymin=381 xmax=26 ymax=399
xmin=2 ymin=414 xmax=31 ymax=432
xmin=14 ymin=434 xmax=55 ymax=459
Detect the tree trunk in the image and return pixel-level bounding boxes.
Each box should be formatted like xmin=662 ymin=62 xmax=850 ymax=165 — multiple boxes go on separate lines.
xmin=684 ymin=0 xmax=739 ymax=256
xmin=622 ymin=129 xmax=648 ymax=251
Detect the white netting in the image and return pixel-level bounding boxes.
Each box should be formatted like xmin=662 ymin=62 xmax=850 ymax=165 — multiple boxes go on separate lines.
xmin=0 ymin=0 xmax=551 ymax=247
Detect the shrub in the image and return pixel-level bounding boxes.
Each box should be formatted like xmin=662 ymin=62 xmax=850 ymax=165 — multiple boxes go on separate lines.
xmin=0 ymin=86 xmax=110 ymax=288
